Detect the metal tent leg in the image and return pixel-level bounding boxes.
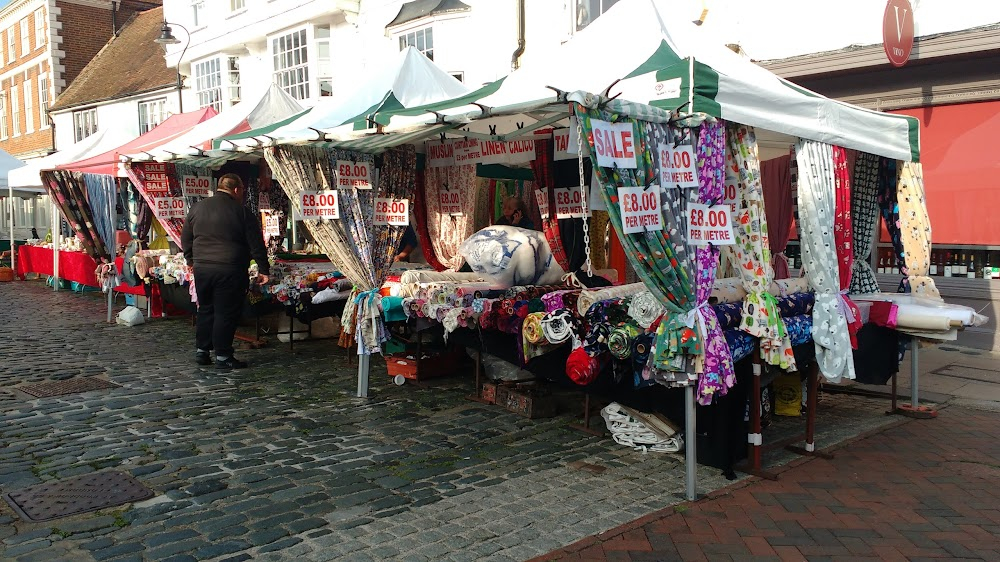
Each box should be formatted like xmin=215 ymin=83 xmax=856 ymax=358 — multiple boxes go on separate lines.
xmin=895 ymin=336 xmax=937 ymax=418
xmin=357 ymin=352 xmax=370 ymax=398
xmin=684 ymin=385 xmax=697 ymax=502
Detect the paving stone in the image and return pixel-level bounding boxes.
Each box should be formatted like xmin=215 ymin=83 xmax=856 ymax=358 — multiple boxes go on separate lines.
xmin=255 ymin=536 xmax=303 ymax=554
xmin=192 ymin=539 xmax=251 ymax=559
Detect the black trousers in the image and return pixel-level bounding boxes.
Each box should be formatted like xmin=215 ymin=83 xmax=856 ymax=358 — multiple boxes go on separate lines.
xmin=194 ymin=266 xmax=249 ymax=358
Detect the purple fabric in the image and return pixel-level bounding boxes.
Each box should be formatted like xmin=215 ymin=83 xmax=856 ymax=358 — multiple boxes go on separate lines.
xmin=692 ymin=120 xmax=735 ymax=405
xmin=762 ymin=155 xmax=793 ymax=279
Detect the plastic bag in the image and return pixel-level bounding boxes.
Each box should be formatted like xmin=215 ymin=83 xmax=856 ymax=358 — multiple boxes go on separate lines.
xmin=459 ymin=225 xmax=565 ymax=288
xmin=773 ymin=373 xmax=801 ymax=417
xmin=116 ymin=306 xmax=146 ymax=327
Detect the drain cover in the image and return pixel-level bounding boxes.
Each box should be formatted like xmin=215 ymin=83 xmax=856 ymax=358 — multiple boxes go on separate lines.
xmin=3 ymin=471 xmax=153 ymax=522
xmin=18 ymin=377 xmax=120 ymax=398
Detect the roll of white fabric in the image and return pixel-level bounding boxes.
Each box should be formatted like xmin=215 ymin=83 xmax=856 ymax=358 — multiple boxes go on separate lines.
xmin=893 ymin=304 xmax=952 ymax=331
xmin=577 ymin=283 xmax=647 ymax=317
xmin=399 ymin=271 xmax=484 ymax=285
xmin=627 ymin=291 xmax=665 ymax=329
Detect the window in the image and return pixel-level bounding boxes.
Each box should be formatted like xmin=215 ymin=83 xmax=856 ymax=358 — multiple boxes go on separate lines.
xmin=11 ymin=86 xmax=19 ymax=136
xmin=19 ymin=18 xmax=28 ymax=56
xmin=316 ymin=26 xmax=332 ymax=97
xmin=23 ymin=79 xmax=32 ymax=133
xmin=194 ymin=57 xmax=222 ymax=111
xmin=38 ymin=73 xmax=48 ymax=127
xmin=0 ymin=93 xmax=7 ymax=140
xmin=6 ymin=29 xmax=14 ymax=64
xmin=398 ymin=27 xmax=433 ymax=60
xmin=138 ymin=98 xmax=166 ymax=134
xmin=227 ymin=56 xmax=240 ymax=105
xmin=230 ymin=0 xmax=245 ymax=11
xmin=34 ymin=8 xmax=44 ymax=49
xmin=272 ymin=29 xmax=309 ymax=100
xmin=73 ymin=108 xmax=97 ymax=142
xmin=572 ymin=0 xmax=621 ymax=33
xmin=191 ymin=1 xmax=205 ymax=27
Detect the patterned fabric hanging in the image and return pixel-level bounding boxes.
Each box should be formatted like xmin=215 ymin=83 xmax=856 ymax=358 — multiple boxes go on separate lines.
xmin=896 ymin=162 xmax=939 ymax=299
xmin=83 ymin=174 xmax=117 ymax=255
xmin=849 ymin=152 xmax=881 ymax=294
xmin=832 ymin=146 xmax=862 ymax=347
xmin=40 ymin=170 xmax=112 ymax=261
xmin=411 ymin=170 xmax=447 ymax=271
xmin=529 ymin=138 xmax=571 ymax=271
xmin=423 ymin=164 xmax=478 ymax=270
xmin=795 ymin=140 xmax=855 ymax=383
xmin=876 ymin=157 xmax=906 ymax=290
xmin=726 ymin=124 xmax=795 ymax=371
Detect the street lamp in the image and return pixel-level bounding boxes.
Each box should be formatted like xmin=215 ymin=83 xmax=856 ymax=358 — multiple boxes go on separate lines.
xmin=154 ymin=21 xmax=190 ymax=113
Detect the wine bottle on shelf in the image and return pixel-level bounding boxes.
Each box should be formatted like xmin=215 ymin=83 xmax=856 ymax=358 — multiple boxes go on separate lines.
xmin=992 ymin=254 xmax=1000 ymax=279
xmin=968 ymin=254 xmax=977 ymax=279
xmin=929 ymin=251 xmax=938 ymax=276
xmin=944 ymin=252 xmax=953 ymax=277
xmin=957 ymin=253 xmax=967 ymax=276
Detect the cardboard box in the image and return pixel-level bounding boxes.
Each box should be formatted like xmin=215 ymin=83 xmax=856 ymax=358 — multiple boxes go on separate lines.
xmin=495 ymin=383 xmax=557 ymax=419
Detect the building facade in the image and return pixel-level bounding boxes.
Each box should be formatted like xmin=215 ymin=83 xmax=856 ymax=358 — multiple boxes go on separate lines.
xmin=0 ymin=0 xmax=160 ymax=160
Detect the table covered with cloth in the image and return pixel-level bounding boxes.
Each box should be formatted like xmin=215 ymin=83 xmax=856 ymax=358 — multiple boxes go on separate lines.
xmin=16 ymin=245 xmax=154 ymax=298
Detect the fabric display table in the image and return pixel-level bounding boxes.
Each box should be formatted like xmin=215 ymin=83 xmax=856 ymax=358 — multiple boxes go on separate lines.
xmin=16 ymin=245 xmax=153 ymax=298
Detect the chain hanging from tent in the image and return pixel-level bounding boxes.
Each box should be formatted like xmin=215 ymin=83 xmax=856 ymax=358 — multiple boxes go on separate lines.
xmin=577 ymin=115 xmax=592 ymax=277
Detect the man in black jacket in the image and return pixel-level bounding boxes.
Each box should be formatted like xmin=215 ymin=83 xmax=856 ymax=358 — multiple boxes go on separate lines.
xmin=182 ymin=174 xmax=270 ymax=369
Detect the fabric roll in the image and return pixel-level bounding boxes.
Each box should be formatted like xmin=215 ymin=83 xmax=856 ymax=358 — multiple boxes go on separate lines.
xmin=769 ymin=278 xmax=810 ymax=297
xmin=435 ymin=305 xmax=450 ymax=323
xmin=776 ymin=292 xmax=815 ymax=318
xmin=442 ymin=307 xmax=464 ymax=337
xmin=567 ymin=346 xmax=600 ymax=385
xmin=541 ymin=309 xmax=575 ymax=344
xmin=712 ymin=302 xmax=743 ymax=330
xmin=609 ymin=323 xmax=640 ymax=360
xmin=893 ymin=305 xmax=952 ymax=331
xmin=725 ymin=330 xmax=757 ymax=363
xmin=542 ymin=290 xmax=577 ymax=313
xmin=381 ymin=296 xmax=407 ymax=322
xmin=783 ymin=314 xmax=814 ymax=347
xmin=523 ymin=312 xmax=548 ymax=344
xmin=711 ymin=277 xmax=747 ymax=304
xmin=577 ymin=283 xmax=646 ymax=317
xmin=627 ymin=291 xmax=665 ymax=329
xmin=399 ymin=270 xmax=484 ymax=284
xmin=632 ymin=332 xmax=655 ymax=389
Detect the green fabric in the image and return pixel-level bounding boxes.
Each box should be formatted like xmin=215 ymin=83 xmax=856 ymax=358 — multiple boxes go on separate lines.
xmin=350 ymin=93 xmax=405 ymax=130
xmin=649 ymin=59 xmax=721 ymax=118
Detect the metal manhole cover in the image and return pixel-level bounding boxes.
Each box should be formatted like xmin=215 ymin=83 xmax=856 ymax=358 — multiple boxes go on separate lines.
xmin=3 ymin=471 xmax=153 ymax=522
xmin=18 ymin=377 xmax=120 ymax=398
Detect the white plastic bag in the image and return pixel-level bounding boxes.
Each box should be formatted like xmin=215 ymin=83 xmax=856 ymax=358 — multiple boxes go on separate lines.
xmin=459 ymin=225 xmax=565 ymax=287
xmin=116 ymin=306 xmax=145 ymax=327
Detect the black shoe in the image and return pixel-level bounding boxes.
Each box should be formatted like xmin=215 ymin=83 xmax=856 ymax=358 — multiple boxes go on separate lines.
xmin=215 ymin=356 xmax=248 ymax=369
xmin=195 ymin=351 xmax=212 ymax=366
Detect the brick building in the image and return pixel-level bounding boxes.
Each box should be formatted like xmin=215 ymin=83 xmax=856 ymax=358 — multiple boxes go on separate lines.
xmin=0 ymin=0 xmax=160 ymax=160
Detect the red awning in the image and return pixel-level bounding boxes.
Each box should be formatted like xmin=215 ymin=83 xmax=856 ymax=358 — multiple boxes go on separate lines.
xmin=57 ymin=107 xmax=218 ymax=176
xmin=890 ymin=102 xmax=1000 ymax=246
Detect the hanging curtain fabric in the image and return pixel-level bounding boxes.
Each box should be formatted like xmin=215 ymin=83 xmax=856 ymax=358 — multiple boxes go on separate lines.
xmin=849 ymin=152 xmax=881 ymax=294
xmin=529 ymin=138 xmax=571 ymax=271
xmin=412 ymin=170 xmax=446 ymax=271
xmin=83 ymin=174 xmax=117 ymax=256
xmin=423 ymin=163 xmax=478 ymax=270
xmin=264 ymin=145 xmax=413 ymax=353
xmin=795 ymin=140 xmax=855 ymax=383
xmin=726 ymin=124 xmax=795 ymax=371
xmin=40 ymin=170 xmax=111 ymax=261
xmin=573 ymin=103 xmax=700 ymax=386
xmin=761 ymin=154 xmax=793 ymax=279
xmin=691 ymin=119 xmax=736 ymax=404
xmin=896 ymin=162 xmax=939 ymax=299
xmin=149 ymin=218 xmax=170 ymax=250
xmin=876 ymin=157 xmax=905 ymax=290
xmin=832 ymin=146 xmax=862 ymax=347
xmin=125 ymin=162 xmax=185 ymax=247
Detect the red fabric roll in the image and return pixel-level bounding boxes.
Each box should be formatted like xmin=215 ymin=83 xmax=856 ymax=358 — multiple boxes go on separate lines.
xmin=566 ymin=346 xmax=599 ymax=385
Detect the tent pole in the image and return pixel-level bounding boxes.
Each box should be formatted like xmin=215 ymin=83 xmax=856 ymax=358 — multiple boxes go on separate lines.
xmin=52 ymin=201 xmax=60 ymax=291
xmin=357 ymin=352 xmax=370 ymax=398
xmin=684 ymin=384 xmax=697 ymax=501
xmin=910 ymin=336 xmax=918 ymax=408
xmin=8 ymin=185 xmax=14 ymax=275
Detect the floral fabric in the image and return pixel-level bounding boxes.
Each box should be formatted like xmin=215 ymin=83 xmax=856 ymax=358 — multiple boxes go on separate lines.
xmin=412 ymin=170 xmax=447 ymax=271
xmin=41 ymin=170 xmax=111 ymax=261
xmin=529 ymin=138 xmax=571 ymax=271
xmin=423 ymin=164 xmax=478 ymax=270
xmin=795 ymin=140 xmax=855 ymax=383
xmin=896 ymin=162 xmax=939 ymax=299
xmin=849 ymin=152 xmax=881 ymax=294
xmin=726 ymin=124 xmax=795 ymax=371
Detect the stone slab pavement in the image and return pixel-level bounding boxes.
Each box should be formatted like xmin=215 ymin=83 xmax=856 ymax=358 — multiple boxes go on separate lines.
xmin=0 ymin=280 xmax=958 ymax=561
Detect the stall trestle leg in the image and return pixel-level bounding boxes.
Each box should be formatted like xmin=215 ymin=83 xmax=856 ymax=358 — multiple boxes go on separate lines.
xmin=893 ymin=336 xmax=937 ymax=419
xmin=735 ymin=352 xmax=779 ymax=480
xmin=465 ymin=348 xmax=490 ymax=403
xmin=107 ymin=289 xmax=114 ymax=324
xmin=569 ymin=393 xmax=605 ymax=437
xmin=786 ymin=362 xmax=834 ymax=460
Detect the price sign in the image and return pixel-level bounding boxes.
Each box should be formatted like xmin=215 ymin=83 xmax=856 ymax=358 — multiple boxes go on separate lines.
xmin=300 ymin=190 xmax=340 ymax=219
xmin=374 ymin=198 xmax=409 ymax=226
xmin=479 ymin=139 xmax=536 ymax=165
xmin=534 ymin=188 xmax=549 ymax=220
xmin=153 ymin=197 xmax=186 ymax=220
xmin=554 ymin=187 xmax=587 ymax=219
xmin=262 ymin=212 xmax=281 ymax=238
xmin=687 ymin=203 xmax=735 ymax=246
xmin=591 ymin=119 xmax=637 ymax=169
xmin=335 ymin=160 xmax=372 ymax=189
xmin=617 ymin=186 xmax=663 ymax=234
xmin=439 ymin=187 xmax=462 ymax=216
xmin=657 ymin=143 xmax=699 ymax=188
xmin=426 ymin=140 xmax=455 ymax=168
xmin=181 ymin=175 xmax=213 ymax=198
xmin=723 ymin=170 xmax=739 ymax=213
xmin=141 ymin=162 xmax=171 ymax=195
xmin=453 ymin=138 xmax=482 ymax=165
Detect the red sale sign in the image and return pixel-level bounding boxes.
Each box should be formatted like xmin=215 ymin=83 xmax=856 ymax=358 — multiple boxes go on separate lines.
xmin=181 ymin=175 xmax=213 ymax=198
xmin=336 ymin=160 xmax=372 ymax=189
xmin=590 ymin=119 xmax=636 ymax=169
xmin=374 ymin=198 xmax=409 ymax=226
xmin=658 ymin=143 xmax=699 ymax=189
xmin=617 ymin=186 xmax=663 ymax=235
xmin=142 ymin=162 xmax=171 ymax=195
xmin=439 ymin=187 xmax=462 ymax=216
xmin=300 ymin=190 xmax=339 ymax=220
xmin=687 ymin=203 xmax=735 ymax=246
xmin=153 ymin=197 xmax=186 ymax=220
xmin=554 ymin=187 xmax=587 ymax=219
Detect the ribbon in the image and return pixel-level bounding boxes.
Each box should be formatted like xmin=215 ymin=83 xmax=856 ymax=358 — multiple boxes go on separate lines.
xmin=834 ymin=289 xmax=857 ymax=324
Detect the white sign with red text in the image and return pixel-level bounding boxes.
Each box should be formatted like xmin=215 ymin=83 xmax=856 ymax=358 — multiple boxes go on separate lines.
xmin=687 ymin=203 xmax=736 ymax=246
xmin=426 ymin=140 xmax=455 ymax=168
xmin=263 ymin=212 xmax=282 ymax=238
xmin=299 ymin=190 xmax=340 ymax=220
xmin=439 ymin=186 xmax=463 ymax=216
xmin=453 ymin=138 xmax=482 ymax=165
xmin=657 ymin=143 xmax=699 ymax=189
xmin=478 ymin=139 xmax=535 ymax=165
xmin=723 ymin=170 xmax=740 ymax=214
xmin=336 ymin=160 xmax=372 ymax=189
xmin=591 ymin=119 xmax=637 ymax=169
xmin=181 ymin=175 xmax=213 ymax=198
xmin=553 ymin=122 xmax=589 ymax=161
xmin=153 ymin=197 xmax=186 ymax=220
xmin=554 ymin=187 xmax=588 ymax=219
xmin=373 ymin=198 xmax=409 ymax=226
xmin=534 ymin=188 xmax=549 ymax=220
xmin=617 ymin=186 xmax=663 ymax=235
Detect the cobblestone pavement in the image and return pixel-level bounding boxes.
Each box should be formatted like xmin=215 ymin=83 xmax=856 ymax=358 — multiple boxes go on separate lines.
xmin=1 ymin=281 xmax=901 ymax=561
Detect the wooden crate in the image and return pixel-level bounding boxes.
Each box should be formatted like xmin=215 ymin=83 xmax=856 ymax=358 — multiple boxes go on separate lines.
xmin=495 ymin=383 xmax=557 ymax=419
xmin=480 ymin=381 xmax=498 ymax=404
xmin=385 ymin=349 xmax=466 ymax=382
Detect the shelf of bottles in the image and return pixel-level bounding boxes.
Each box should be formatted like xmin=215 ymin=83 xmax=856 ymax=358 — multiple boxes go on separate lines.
xmin=875 ymin=246 xmax=1000 ymax=281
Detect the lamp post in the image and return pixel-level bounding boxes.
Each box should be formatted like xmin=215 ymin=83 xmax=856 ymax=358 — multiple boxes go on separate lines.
xmin=154 ymin=21 xmax=190 ymax=113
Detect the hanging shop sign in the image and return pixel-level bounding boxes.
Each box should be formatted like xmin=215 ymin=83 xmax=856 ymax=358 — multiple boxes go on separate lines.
xmin=141 ymin=162 xmax=172 ymax=195
xmin=534 ymin=188 xmax=549 ymax=220
xmin=554 ymin=187 xmax=588 ymax=219
xmin=153 ymin=197 xmax=186 ymax=220
xmin=553 ymin=120 xmax=589 ymax=161
xmin=883 ymin=0 xmax=914 ymax=67
xmin=181 ymin=175 xmax=213 ymax=198
xmin=439 ymin=184 xmax=463 ymax=216
xmin=590 ymin=119 xmax=637 ymax=169
xmin=426 ymin=140 xmax=456 ymax=168
xmin=723 ymin=169 xmax=740 ymax=216
xmin=374 ymin=198 xmax=410 ymax=226
xmin=300 ymin=190 xmax=340 ymax=219
xmin=657 ymin=143 xmax=699 ymax=189
xmin=262 ymin=211 xmax=282 ymax=238
xmin=453 ymin=138 xmax=482 ymax=165
xmin=618 ymin=186 xmax=663 ymax=235
xmin=687 ymin=203 xmax=735 ymax=246
xmin=479 ymin=139 xmax=536 ymax=165
xmin=336 ymin=160 xmax=373 ymax=189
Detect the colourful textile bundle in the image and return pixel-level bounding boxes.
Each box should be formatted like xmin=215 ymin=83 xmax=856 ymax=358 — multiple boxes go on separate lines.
xmin=712 ymin=302 xmax=743 ymax=331
xmin=632 ymin=332 xmax=655 ymax=389
xmin=522 ymin=312 xmax=548 ymax=344
xmin=608 ymin=323 xmax=641 ymax=360
xmin=540 ymin=309 xmax=575 ymax=344
xmin=784 ymin=314 xmax=813 ymax=347
xmin=577 ymin=283 xmax=647 ymax=317
xmin=567 ymin=346 xmax=601 ymax=385
xmin=627 ymin=292 xmax=664 ymax=329
xmin=725 ymin=330 xmax=756 ymax=363
xmin=776 ymin=292 xmax=814 ymax=317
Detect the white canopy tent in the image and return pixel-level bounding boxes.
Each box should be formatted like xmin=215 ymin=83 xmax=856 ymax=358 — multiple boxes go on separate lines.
xmin=1 ymin=148 xmax=27 ymax=273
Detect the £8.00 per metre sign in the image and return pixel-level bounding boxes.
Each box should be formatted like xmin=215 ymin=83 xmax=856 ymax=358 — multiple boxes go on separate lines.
xmin=373 ymin=198 xmax=410 ymax=226
xmin=300 ymin=190 xmax=340 ymax=219
xmin=687 ymin=203 xmax=735 ymax=246
xmin=617 ymin=186 xmax=663 ymax=234
xmin=336 ymin=160 xmax=372 ymax=189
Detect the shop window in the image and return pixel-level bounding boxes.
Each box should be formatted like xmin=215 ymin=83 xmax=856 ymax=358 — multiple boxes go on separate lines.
xmin=230 ymin=0 xmax=245 ymax=12
xmin=572 ymin=0 xmax=621 ymax=33
xmin=191 ymin=0 xmax=205 ymax=28
xmin=38 ymin=73 xmax=48 ymax=127
xmin=194 ymin=57 xmax=223 ymax=111
xmin=23 ymin=79 xmax=32 ymax=133
xmin=138 ymin=98 xmax=167 ymax=134
xmin=315 ymin=26 xmax=332 ymax=97
xmin=19 ymin=18 xmax=28 ymax=56
xmin=227 ymin=56 xmax=240 ymax=105
xmin=397 ymin=26 xmax=433 ymax=61
xmin=73 ymin=108 xmax=97 ymax=142
xmin=6 ymin=28 xmax=14 ymax=65
xmin=272 ymin=29 xmax=309 ymax=100
xmin=0 ymin=92 xmax=7 ymax=140
xmin=11 ymin=86 xmax=19 ymax=136
xmin=34 ymin=8 xmax=44 ymax=49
